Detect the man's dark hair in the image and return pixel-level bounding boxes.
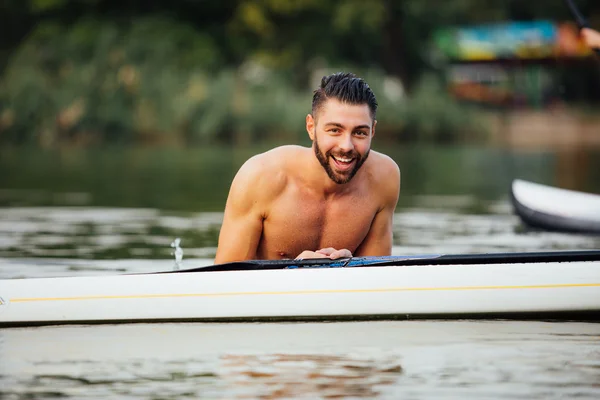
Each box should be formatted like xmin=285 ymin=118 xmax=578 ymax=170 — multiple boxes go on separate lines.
xmin=311 ymin=72 xmax=378 ymax=120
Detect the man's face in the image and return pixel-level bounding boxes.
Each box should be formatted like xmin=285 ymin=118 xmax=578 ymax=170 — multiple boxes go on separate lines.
xmin=308 ymin=98 xmax=375 ymax=184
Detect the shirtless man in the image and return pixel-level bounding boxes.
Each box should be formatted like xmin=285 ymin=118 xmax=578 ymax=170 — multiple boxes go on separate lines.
xmin=582 ymin=27 xmax=600 ymax=49
xmin=214 ymin=72 xmax=400 ymax=263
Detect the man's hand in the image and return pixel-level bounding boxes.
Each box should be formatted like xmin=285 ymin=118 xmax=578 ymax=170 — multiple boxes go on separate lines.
xmin=295 ymin=248 xmax=352 ymax=260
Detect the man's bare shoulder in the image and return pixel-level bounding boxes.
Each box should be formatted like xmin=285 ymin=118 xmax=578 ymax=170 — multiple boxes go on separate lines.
xmin=260 ymin=145 xmax=307 ymax=161
xmin=231 ymin=145 xmax=307 ymax=199
xmin=366 ymin=150 xmax=401 ymax=183
xmin=239 ymin=145 xmax=305 ymax=175
xmin=364 ymin=150 xmax=401 ymax=206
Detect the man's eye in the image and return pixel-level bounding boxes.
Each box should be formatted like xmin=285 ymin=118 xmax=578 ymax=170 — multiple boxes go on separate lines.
xmin=354 ymin=131 xmax=367 ymax=136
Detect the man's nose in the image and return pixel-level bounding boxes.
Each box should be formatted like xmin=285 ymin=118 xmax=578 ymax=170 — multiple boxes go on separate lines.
xmin=338 ymin=134 xmax=354 ymax=152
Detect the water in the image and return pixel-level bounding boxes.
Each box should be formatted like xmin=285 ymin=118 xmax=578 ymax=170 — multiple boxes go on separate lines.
xmin=170 ymin=238 xmax=183 ymax=270
xmin=1 ymin=145 xmax=600 ymax=398
xmin=1 ymin=322 xmax=599 ymax=399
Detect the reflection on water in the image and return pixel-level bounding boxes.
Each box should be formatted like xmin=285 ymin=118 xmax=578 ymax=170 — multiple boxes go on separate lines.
xmin=1 ymin=145 xmax=600 ymax=210
xmin=0 ymin=207 xmax=223 ymax=262
xmin=1 ymin=322 xmax=599 ymax=399
xmin=219 ymin=354 xmax=403 ymax=398
xmin=1 ymin=353 xmax=402 ymax=399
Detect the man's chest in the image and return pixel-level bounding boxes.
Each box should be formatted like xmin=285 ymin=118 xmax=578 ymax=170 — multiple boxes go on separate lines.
xmin=258 ymin=191 xmax=378 ymax=259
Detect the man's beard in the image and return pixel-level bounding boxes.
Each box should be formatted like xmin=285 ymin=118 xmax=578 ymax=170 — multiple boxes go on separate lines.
xmin=314 ymin=135 xmax=369 ymax=184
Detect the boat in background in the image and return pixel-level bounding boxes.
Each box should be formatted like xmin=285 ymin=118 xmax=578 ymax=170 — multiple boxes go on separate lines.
xmin=1 ymin=250 xmax=600 ymax=327
xmin=511 ymin=179 xmax=600 ymax=234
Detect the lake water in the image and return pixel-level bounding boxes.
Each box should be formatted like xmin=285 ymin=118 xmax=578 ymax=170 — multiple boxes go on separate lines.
xmin=2 ymin=321 xmax=600 ymax=399
xmin=1 ymin=145 xmax=600 ymax=398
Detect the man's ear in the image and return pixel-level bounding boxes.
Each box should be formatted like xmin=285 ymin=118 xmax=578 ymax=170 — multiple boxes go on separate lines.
xmin=371 ymin=120 xmax=377 ymax=138
xmin=306 ymin=114 xmax=315 ymax=140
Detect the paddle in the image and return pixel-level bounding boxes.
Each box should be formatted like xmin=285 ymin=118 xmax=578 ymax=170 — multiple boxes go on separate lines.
xmin=563 ymin=0 xmax=600 ymax=57
xmin=162 ymin=249 xmax=600 ymax=273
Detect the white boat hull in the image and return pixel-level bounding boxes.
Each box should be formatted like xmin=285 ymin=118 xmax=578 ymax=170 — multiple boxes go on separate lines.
xmin=2 ymin=261 xmax=600 ymax=326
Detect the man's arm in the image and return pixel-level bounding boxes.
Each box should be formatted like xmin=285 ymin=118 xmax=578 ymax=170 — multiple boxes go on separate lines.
xmin=354 ymin=159 xmax=400 ymax=257
xmin=214 ymin=157 xmax=269 ymax=264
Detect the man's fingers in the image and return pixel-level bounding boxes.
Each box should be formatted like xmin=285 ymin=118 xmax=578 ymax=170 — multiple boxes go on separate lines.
xmin=330 ymin=249 xmax=353 ymax=259
xmin=316 ymin=247 xmax=336 ymax=256
xmin=295 ymin=250 xmax=325 ymax=260
xmin=297 ymin=248 xmax=353 ymax=260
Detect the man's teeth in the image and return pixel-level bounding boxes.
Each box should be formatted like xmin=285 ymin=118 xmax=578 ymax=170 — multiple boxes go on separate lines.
xmin=334 ymin=156 xmax=353 ymax=163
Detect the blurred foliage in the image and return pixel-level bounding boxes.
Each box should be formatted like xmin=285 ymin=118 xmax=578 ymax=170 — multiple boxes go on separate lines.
xmin=0 ymin=0 xmax=599 ymax=147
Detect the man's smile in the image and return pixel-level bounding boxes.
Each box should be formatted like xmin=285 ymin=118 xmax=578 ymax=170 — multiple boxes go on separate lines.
xmin=331 ymin=155 xmax=356 ymax=172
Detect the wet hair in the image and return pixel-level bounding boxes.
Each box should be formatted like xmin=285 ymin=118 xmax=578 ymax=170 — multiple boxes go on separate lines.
xmin=311 ymin=72 xmax=378 ymax=120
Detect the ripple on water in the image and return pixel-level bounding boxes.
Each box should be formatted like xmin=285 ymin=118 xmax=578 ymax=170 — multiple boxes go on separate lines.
xmin=1 ymin=322 xmax=599 ymax=399
xmin=1 ymin=353 xmax=404 ymax=399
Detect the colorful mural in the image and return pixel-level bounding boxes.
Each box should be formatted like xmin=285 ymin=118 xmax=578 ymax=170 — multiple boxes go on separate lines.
xmin=435 ymin=21 xmax=592 ymax=61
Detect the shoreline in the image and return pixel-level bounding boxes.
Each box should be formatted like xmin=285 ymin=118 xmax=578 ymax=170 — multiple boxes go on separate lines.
xmin=487 ymin=109 xmax=600 ymax=150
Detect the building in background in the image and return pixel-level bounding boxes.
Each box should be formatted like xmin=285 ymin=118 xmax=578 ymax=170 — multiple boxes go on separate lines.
xmin=434 ymin=21 xmax=594 ymax=109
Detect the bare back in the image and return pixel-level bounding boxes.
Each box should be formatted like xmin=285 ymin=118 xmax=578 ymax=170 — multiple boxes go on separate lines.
xmin=214 ymin=145 xmax=400 ymax=262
